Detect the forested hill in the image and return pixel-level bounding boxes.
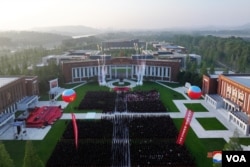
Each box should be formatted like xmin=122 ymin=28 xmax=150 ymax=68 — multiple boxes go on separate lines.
xmin=0 ymin=31 xmax=71 ymax=48
xmin=170 ymin=35 xmax=250 ymax=73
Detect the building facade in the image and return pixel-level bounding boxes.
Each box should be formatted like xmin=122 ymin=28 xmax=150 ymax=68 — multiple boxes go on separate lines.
xmin=61 ymin=57 xmax=180 ymax=83
xmin=202 ymin=74 xmax=250 ymax=135
xmin=0 ymin=76 xmax=39 ymax=115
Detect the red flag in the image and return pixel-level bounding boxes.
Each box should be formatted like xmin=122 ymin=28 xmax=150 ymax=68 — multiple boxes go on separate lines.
xmin=176 ymin=109 xmax=194 ymax=145
xmin=71 ymin=113 xmax=78 ymax=149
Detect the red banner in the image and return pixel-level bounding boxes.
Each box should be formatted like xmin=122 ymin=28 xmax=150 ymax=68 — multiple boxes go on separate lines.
xmin=71 ymin=113 xmax=78 ymax=149
xmin=176 ymin=109 xmax=194 ymax=145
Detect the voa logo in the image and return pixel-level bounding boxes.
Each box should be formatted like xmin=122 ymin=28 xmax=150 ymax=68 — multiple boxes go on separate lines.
xmin=226 ymin=155 xmax=246 ymax=163
xmin=222 ymin=151 xmax=250 ymax=167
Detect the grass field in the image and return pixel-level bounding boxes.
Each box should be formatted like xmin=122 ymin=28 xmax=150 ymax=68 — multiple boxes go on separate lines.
xmin=184 ymin=103 xmax=208 ymax=112
xmin=173 ymin=118 xmax=226 ymax=167
xmin=4 ymin=120 xmax=68 ymax=167
xmin=1 ymin=81 xmax=241 ymax=167
xmin=196 ymin=117 xmax=228 ymax=130
xmin=158 ymin=81 xmax=183 ymax=88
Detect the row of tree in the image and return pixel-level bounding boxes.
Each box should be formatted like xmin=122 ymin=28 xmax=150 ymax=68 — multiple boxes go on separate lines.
xmin=0 ymin=141 xmax=43 ymax=167
xmin=0 ymin=47 xmax=64 ymax=92
xmin=170 ymin=35 xmax=250 ymax=73
xmin=0 ymin=31 xmax=70 ymax=48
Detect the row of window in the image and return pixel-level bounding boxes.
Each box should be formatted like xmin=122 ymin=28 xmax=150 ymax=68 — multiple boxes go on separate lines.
xmin=0 ymin=83 xmax=25 ymax=111
xmin=72 ymin=65 xmax=171 ymax=79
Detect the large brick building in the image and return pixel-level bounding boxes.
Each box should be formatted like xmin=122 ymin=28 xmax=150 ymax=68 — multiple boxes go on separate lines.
xmin=0 ymin=76 xmax=39 ymax=135
xmin=202 ymin=74 xmax=250 ymax=135
xmin=61 ymin=57 xmax=180 ymax=83
xmin=0 ymin=76 xmax=39 ymax=114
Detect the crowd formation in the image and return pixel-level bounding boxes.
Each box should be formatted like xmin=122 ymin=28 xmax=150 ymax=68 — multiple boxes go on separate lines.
xmin=78 ymin=90 xmax=167 ymax=113
xmin=46 ymin=119 xmax=113 ymax=167
xmin=62 ymin=119 xmax=113 ymax=139
xmin=129 ymin=116 xmax=195 ymax=166
xmin=47 ymin=115 xmax=195 ymax=167
xmin=126 ymin=90 xmax=166 ymax=112
xmin=46 ymin=139 xmax=112 ymax=167
xmin=78 ymin=91 xmax=116 ymax=112
xmin=47 ymin=89 xmax=193 ymax=166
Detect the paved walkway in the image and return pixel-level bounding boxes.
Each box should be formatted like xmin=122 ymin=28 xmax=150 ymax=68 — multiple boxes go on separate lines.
xmin=106 ymin=79 xmax=137 ymax=88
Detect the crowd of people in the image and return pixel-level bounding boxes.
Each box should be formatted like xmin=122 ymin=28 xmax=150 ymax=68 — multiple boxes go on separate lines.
xmin=126 ymin=90 xmax=166 ymax=112
xmin=129 ymin=115 xmax=178 ymax=139
xmin=126 ymin=90 xmax=160 ymax=102
xmin=77 ymin=90 xmax=166 ymax=113
xmin=47 ymin=115 xmax=195 ymax=166
xmin=47 ymin=119 xmax=113 ymax=167
xmin=129 ymin=115 xmax=195 ymax=166
xmin=46 ymin=139 xmax=112 ymax=167
xmin=130 ymin=140 xmax=195 ymax=167
xmin=47 ymin=90 xmax=195 ymax=166
xmin=62 ymin=119 xmax=113 ymax=139
xmin=78 ymin=91 xmax=116 ymax=112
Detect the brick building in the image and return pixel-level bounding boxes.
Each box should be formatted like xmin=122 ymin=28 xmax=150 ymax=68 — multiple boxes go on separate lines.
xmin=202 ymin=74 xmax=250 ymax=135
xmin=0 ymin=76 xmax=39 ymax=134
xmin=61 ymin=57 xmax=180 ymax=83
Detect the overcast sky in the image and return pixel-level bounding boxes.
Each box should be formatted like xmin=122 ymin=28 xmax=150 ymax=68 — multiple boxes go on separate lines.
xmin=0 ymin=0 xmax=250 ymax=30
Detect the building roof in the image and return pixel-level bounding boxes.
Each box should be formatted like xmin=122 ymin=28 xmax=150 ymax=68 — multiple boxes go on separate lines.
xmin=228 ymin=76 xmax=250 ymax=88
xmin=0 ymin=77 xmax=19 ymax=88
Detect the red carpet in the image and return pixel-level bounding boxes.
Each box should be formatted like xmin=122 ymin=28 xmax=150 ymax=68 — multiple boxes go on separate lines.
xmin=113 ymin=86 xmax=130 ymax=92
xmin=26 ymin=106 xmax=63 ymax=128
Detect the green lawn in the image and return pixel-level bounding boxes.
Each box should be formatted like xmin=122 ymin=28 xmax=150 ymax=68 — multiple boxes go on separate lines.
xmin=196 ymin=117 xmax=228 ymax=130
xmin=173 ymin=118 xmax=226 ymax=167
xmin=236 ymin=138 xmax=250 ymax=146
xmin=158 ymin=81 xmax=183 ymax=88
xmin=4 ymin=120 xmax=68 ymax=167
xmin=184 ymin=103 xmax=208 ymax=112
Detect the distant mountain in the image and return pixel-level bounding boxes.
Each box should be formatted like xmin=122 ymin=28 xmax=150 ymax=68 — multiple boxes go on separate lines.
xmin=0 ymin=31 xmax=70 ymax=48
xmin=235 ymin=23 xmax=250 ymax=30
xmin=32 ymin=25 xmax=101 ymax=37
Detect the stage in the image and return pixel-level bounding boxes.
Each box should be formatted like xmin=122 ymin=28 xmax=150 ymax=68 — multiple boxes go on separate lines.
xmin=26 ymin=106 xmax=63 ymax=128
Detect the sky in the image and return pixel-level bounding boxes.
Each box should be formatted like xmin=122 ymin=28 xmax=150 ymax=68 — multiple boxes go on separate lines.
xmin=0 ymin=0 xmax=250 ymax=31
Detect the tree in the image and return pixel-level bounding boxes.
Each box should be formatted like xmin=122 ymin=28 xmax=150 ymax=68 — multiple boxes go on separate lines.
xmin=23 ymin=141 xmax=44 ymax=167
xmin=223 ymin=67 xmax=229 ymax=74
xmin=213 ymin=129 xmax=242 ymax=167
xmin=0 ymin=141 xmax=14 ymax=167
xmin=223 ymin=129 xmax=243 ymax=151
xmin=200 ymin=62 xmax=208 ymax=76
xmin=209 ymin=64 xmax=215 ymax=74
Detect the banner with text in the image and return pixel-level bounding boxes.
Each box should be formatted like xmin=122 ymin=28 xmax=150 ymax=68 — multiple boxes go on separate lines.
xmin=176 ymin=109 xmax=194 ymax=145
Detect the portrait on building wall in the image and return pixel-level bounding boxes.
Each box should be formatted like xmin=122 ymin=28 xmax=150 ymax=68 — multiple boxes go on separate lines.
xmin=238 ymin=92 xmax=244 ymax=103
xmin=226 ymin=85 xmax=231 ymax=96
xmin=232 ymin=89 xmax=237 ymax=98
xmin=49 ymin=79 xmax=58 ymax=90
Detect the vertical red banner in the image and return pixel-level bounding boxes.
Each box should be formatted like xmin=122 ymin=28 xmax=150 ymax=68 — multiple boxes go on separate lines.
xmin=71 ymin=113 xmax=78 ymax=149
xmin=176 ymin=109 xmax=194 ymax=145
